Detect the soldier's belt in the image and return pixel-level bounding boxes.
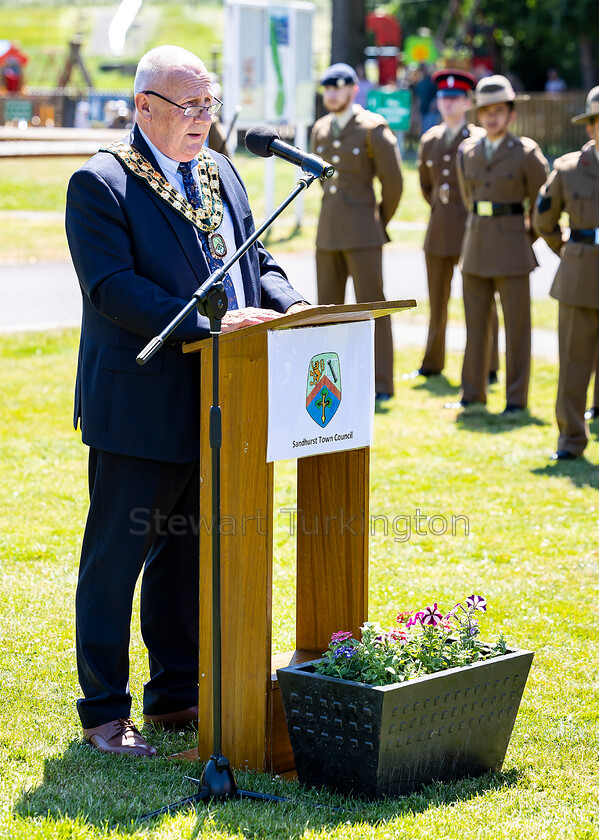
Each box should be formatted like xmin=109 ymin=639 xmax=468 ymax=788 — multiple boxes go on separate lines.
xmin=570 ymin=228 xmax=599 ymax=245
xmin=472 ymin=201 xmax=524 ymax=217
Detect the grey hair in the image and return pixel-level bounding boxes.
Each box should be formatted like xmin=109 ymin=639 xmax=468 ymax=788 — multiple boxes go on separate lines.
xmin=134 ymin=45 xmax=205 ymax=95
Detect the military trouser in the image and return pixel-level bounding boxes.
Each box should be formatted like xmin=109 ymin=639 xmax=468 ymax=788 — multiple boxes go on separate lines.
xmin=316 ymin=246 xmax=394 ymax=396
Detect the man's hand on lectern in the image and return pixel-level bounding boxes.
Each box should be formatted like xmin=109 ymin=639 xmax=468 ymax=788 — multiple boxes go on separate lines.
xmin=285 ymin=302 xmax=312 ymax=315
xmin=221 ymin=303 xmax=312 ymax=333
xmin=221 ymin=306 xmax=283 ymax=333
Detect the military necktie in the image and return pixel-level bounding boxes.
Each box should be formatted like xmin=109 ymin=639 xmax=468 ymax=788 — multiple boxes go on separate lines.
xmin=177 ymin=161 xmax=238 ymax=310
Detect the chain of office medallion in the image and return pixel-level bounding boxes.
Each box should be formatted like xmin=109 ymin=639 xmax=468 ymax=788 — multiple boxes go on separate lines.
xmin=99 ymin=140 xmax=224 ymax=232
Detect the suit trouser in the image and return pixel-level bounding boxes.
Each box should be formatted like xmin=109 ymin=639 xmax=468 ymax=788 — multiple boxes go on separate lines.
xmin=316 ymin=246 xmax=394 ymax=395
xmin=461 ymin=273 xmax=531 ymax=406
xmin=422 ymin=254 xmax=499 ymax=374
xmin=556 ymin=303 xmax=599 ymax=455
xmin=76 ymin=448 xmax=199 ymax=728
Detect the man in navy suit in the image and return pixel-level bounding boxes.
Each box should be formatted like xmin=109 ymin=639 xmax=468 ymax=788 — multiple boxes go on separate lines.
xmin=66 ymin=45 xmax=308 ymax=756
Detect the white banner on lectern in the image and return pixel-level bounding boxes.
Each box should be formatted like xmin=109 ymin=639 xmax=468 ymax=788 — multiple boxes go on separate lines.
xmin=267 ymin=320 xmax=374 ymax=462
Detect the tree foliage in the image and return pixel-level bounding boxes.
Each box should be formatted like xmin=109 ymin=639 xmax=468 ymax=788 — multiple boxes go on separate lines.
xmin=373 ymin=0 xmax=598 ymax=89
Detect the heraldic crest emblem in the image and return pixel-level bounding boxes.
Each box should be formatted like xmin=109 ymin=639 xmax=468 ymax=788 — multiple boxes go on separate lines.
xmin=306 ymin=352 xmax=341 ymax=427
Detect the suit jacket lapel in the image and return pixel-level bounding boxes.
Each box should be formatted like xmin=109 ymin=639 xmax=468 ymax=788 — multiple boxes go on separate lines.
xmin=129 ymin=125 xmax=210 ymax=288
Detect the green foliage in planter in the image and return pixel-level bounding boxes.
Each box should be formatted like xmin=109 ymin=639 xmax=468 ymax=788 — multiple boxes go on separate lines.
xmin=315 ymin=595 xmax=509 ymax=686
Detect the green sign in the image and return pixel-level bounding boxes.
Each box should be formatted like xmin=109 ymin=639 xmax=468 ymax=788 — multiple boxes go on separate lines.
xmin=367 ymin=89 xmax=412 ymax=131
xmin=4 ymin=99 xmax=33 ymax=124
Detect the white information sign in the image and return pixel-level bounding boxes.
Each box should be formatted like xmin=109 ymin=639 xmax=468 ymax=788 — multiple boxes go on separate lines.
xmin=224 ymin=0 xmax=315 ymax=131
xmin=267 ymin=321 xmax=375 ymax=463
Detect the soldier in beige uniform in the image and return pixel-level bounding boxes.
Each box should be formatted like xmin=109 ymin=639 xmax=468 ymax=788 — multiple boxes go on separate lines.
xmin=311 ymin=63 xmax=403 ymax=400
xmin=415 ymin=68 xmax=499 ymax=380
xmin=533 ymin=87 xmax=599 ymax=459
xmin=457 ymin=75 xmax=549 ymax=413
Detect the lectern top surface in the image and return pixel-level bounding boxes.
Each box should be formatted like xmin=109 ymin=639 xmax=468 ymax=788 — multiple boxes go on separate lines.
xmin=182 ymin=299 xmax=416 ymax=354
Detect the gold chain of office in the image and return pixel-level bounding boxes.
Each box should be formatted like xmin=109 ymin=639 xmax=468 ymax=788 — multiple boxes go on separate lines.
xmin=100 ymin=140 xmax=224 ymax=232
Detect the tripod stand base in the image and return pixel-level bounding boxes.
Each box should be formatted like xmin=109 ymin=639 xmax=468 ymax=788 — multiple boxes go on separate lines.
xmin=200 ymin=755 xmax=238 ymax=799
xmin=139 ymin=759 xmax=293 ymax=821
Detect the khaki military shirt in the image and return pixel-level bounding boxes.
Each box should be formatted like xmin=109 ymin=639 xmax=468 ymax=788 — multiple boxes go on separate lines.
xmin=418 ymin=122 xmax=486 ymax=257
xmin=311 ymin=106 xmax=403 ymax=251
xmin=533 ymin=140 xmax=599 ymax=309
xmin=457 ymin=131 xmax=549 ymax=277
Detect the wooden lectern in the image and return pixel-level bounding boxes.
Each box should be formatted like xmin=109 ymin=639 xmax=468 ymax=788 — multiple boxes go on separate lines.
xmin=182 ymin=300 xmax=415 ymax=773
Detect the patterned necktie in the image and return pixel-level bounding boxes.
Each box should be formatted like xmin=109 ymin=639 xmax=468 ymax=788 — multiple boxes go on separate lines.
xmin=177 ymin=161 xmax=238 ymax=310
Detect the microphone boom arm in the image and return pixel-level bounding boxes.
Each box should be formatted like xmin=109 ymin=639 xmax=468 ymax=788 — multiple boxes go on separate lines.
xmin=269 ymin=139 xmax=335 ymax=179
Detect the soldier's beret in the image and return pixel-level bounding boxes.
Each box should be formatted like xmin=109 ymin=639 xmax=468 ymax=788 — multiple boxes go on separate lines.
xmin=321 ymin=63 xmax=358 ymax=88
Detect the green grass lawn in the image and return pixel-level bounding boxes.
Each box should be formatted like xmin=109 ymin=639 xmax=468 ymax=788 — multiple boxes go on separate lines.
xmin=0 ymin=153 xmax=562 ymax=330
xmin=0 ymin=154 xmax=429 ymax=263
xmin=1 ymin=328 xmax=598 ymax=838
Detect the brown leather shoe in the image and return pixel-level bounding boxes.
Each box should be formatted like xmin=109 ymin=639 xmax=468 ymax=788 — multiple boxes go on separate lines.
xmin=83 ymin=717 xmax=157 ymax=757
xmin=143 ymin=705 xmax=198 ymax=729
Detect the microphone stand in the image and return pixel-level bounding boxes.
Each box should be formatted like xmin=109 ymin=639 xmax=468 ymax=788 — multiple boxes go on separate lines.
xmin=137 ymin=169 xmax=321 ymax=820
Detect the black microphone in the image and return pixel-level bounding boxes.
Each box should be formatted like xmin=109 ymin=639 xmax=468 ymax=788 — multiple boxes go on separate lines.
xmin=245 ymin=125 xmax=335 ymax=179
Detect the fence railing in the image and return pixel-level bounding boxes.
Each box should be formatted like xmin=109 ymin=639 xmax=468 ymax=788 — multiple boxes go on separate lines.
xmin=512 ymin=92 xmax=589 ymax=159
xmin=1 ymin=89 xmax=592 ymax=160
xmin=402 ymin=91 xmax=590 ymax=159
xmin=0 ymin=89 xmax=133 ymax=129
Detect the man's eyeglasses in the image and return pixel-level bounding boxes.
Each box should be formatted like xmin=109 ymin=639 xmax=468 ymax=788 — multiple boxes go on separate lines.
xmin=142 ymin=90 xmax=223 ymax=117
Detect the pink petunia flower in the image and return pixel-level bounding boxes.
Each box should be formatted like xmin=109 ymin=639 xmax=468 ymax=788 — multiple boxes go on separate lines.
xmin=406 ymin=611 xmax=424 ymax=628
xmin=396 ymin=611 xmax=413 ymax=624
xmin=331 ymin=631 xmax=353 ymax=643
xmin=420 ymin=603 xmax=443 ymax=626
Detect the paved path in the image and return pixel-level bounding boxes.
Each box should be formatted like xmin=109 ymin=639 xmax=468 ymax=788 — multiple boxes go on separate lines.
xmin=0 ymin=240 xmax=561 ymax=358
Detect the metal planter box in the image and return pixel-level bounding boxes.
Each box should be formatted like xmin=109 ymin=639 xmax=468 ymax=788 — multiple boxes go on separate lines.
xmin=277 ymin=648 xmax=534 ymax=798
